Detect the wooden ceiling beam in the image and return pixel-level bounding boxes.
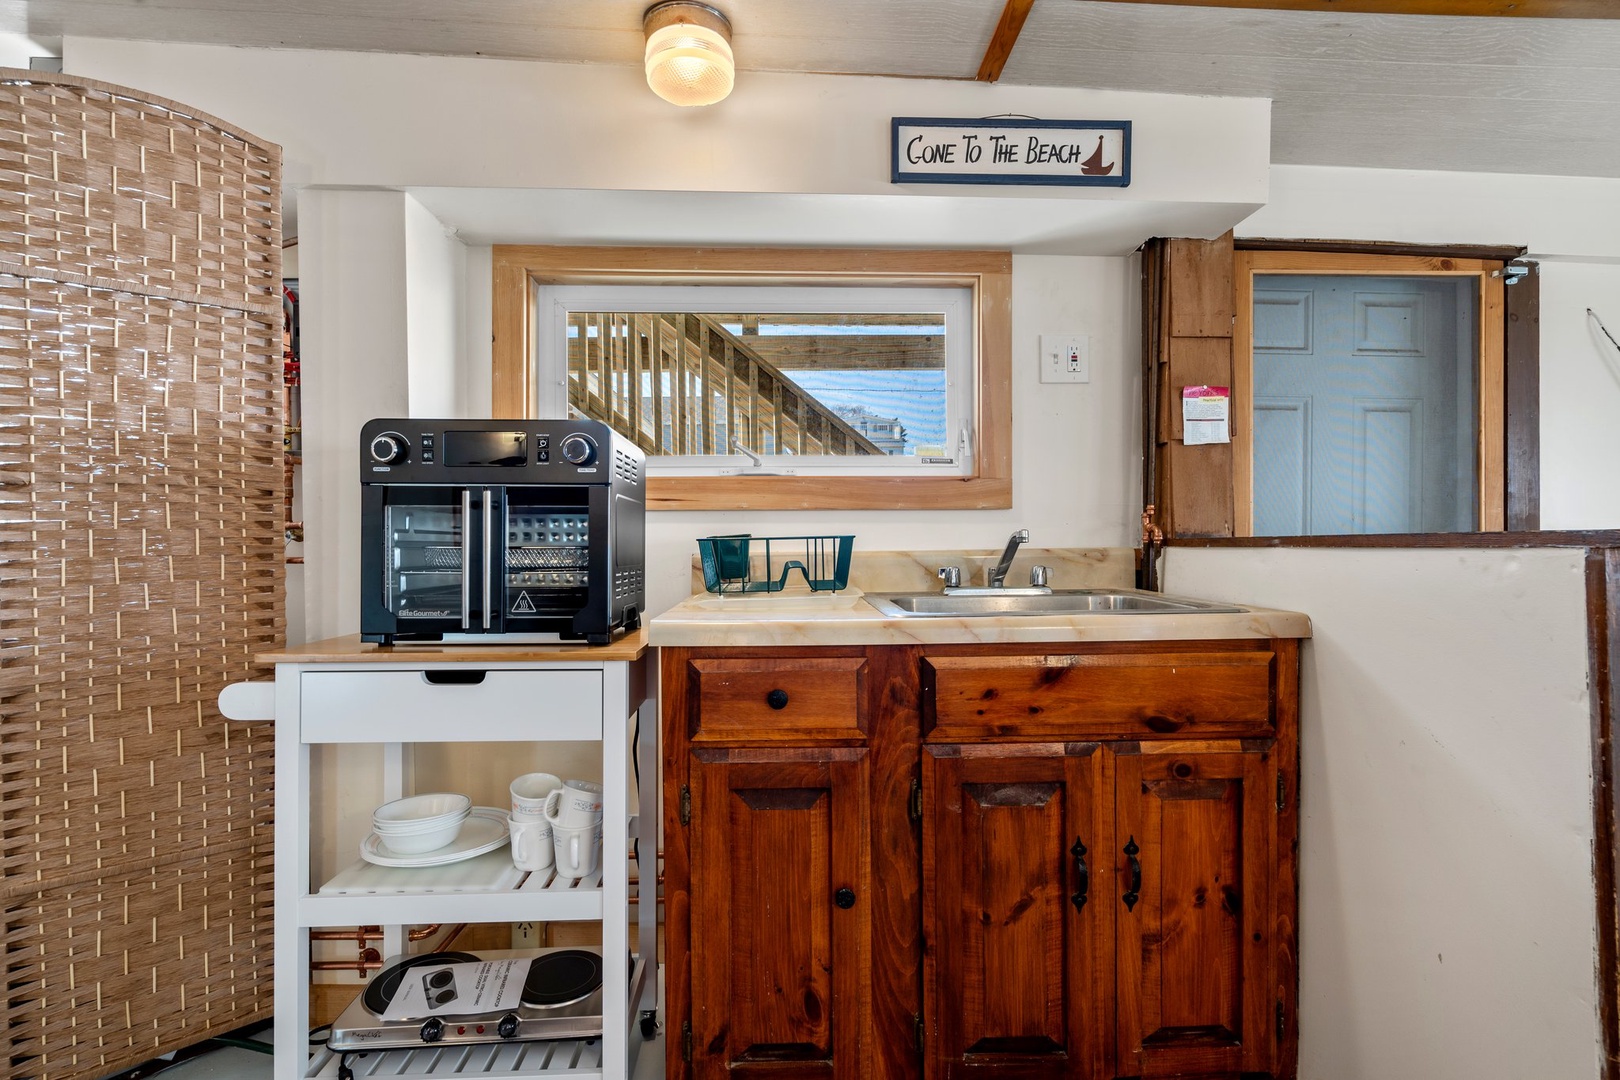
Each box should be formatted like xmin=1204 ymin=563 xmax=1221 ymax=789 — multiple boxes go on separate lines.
xmin=1076 ymin=0 xmax=1616 ymax=17
xmin=977 ymin=0 xmax=1037 ymax=82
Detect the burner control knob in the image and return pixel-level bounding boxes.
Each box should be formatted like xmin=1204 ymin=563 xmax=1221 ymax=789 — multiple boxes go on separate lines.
xmin=497 ymin=1012 xmax=520 ymax=1039
xmin=419 ymin=1017 xmax=444 ymax=1043
xmin=559 ymin=432 xmax=597 ymax=466
xmin=369 ymin=432 xmax=408 ymax=465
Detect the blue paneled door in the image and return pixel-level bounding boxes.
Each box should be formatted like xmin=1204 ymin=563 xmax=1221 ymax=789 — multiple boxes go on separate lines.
xmin=1252 ymin=275 xmax=1478 ymax=535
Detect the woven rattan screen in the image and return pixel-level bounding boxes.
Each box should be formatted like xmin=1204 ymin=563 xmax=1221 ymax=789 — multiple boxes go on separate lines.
xmin=0 ymin=70 xmax=282 ymax=1080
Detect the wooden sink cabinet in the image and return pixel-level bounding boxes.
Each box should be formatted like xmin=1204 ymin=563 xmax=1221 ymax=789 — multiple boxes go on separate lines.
xmin=661 ymin=637 xmax=1301 ymax=1080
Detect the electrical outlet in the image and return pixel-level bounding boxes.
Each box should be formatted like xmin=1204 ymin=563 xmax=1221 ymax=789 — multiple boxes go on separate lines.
xmin=511 ymin=921 xmax=542 ymax=950
xmin=1039 ymin=333 xmax=1090 ymax=383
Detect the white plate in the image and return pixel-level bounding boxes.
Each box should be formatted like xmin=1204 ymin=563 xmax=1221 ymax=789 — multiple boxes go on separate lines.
xmin=360 ymin=807 xmax=510 ymax=867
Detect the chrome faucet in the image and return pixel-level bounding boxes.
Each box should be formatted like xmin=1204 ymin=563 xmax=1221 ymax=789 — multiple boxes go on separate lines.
xmin=986 ymin=529 xmax=1029 ymax=588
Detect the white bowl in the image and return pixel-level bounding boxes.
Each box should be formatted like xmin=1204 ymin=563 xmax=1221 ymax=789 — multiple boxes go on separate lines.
xmin=372 ymin=793 xmax=471 ymax=834
xmin=375 ymin=819 xmax=465 ymax=855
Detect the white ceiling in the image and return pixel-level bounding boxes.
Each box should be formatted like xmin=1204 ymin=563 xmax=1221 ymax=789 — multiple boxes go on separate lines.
xmin=9 ymin=0 xmax=1620 ymax=179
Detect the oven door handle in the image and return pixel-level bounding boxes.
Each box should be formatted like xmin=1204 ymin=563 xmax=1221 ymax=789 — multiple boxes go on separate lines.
xmin=482 ymin=490 xmax=493 ymax=631
xmin=460 ymin=489 xmax=472 ymax=630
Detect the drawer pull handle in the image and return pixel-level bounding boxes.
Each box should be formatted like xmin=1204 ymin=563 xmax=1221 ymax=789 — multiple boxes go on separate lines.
xmin=1070 ymin=836 xmax=1089 ymax=913
xmin=1122 ymin=836 xmax=1142 ymax=912
xmin=834 ymin=887 xmax=856 ymax=909
xmin=765 ymin=689 xmax=790 ymax=710
xmin=423 ymin=670 xmax=487 ymax=685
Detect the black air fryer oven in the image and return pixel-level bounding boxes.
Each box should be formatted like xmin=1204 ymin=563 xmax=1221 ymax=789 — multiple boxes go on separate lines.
xmin=359 ymin=418 xmax=644 ymax=645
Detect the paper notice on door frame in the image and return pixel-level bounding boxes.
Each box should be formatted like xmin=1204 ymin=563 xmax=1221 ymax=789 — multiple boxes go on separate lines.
xmin=1182 ymin=385 xmax=1231 ymax=446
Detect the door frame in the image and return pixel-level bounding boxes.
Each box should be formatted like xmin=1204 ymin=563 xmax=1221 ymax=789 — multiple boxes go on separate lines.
xmin=1232 ymin=250 xmax=1506 ymax=535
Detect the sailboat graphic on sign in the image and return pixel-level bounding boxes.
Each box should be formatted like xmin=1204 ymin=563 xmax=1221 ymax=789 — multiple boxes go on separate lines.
xmin=1079 ymin=135 xmax=1114 ymax=176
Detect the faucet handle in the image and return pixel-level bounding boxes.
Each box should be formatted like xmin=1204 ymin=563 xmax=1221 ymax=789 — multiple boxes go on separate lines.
xmin=938 ymin=566 xmax=962 ymax=589
xmin=1030 ymin=565 xmax=1051 ymax=588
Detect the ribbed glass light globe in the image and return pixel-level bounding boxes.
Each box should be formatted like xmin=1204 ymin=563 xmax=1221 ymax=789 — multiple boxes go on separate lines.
xmin=643 ymin=5 xmax=734 ymax=107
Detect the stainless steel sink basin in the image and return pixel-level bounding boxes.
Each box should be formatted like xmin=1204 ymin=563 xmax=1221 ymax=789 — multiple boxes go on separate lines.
xmin=862 ymin=588 xmax=1245 ymax=618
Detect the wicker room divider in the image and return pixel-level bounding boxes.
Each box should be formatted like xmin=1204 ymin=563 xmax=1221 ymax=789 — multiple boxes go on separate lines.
xmin=0 ymin=71 xmax=283 ymax=1079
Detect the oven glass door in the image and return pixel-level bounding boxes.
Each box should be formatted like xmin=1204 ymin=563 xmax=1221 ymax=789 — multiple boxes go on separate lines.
xmin=500 ymin=487 xmax=591 ymax=627
xmin=383 ymin=488 xmax=484 ymax=627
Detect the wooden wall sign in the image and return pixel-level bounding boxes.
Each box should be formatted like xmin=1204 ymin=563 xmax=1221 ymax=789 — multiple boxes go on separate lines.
xmin=891 ymin=117 xmax=1131 ymax=187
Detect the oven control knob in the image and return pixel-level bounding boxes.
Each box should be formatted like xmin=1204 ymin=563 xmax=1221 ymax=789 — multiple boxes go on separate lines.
xmin=497 ymin=1012 xmax=520 ymax=1039
xmin=369 ymin=432 xmax=408 ymax=464
xmin=559 ymin=433 xmax=597 ymax=466
xmin=419 ymin=1017 xmax=444 ymax=1043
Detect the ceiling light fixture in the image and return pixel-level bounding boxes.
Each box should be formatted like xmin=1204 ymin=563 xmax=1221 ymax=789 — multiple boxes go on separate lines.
xmin=643 ymin=1 xmax=734 ymax=107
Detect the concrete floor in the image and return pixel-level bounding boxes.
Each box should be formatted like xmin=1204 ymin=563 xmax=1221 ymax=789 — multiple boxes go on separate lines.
xmin=151 ymin=1010 xmax=663 ymax=1080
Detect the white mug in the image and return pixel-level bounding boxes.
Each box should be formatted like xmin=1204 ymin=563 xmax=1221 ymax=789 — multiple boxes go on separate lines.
xmin=543 ymin=779 xmax=604 ymax=829
xmin=510 ymin=772 xmax=563 ymax=821
xmin=508 ymin=815 xmax=553 ymax=872
xmin=552 ymin=821 xmax=602 ymax=879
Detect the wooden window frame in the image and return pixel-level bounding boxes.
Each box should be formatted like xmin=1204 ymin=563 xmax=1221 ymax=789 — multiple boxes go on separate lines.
xmin=490 ymin=245 xmax=1013 ymax=512
xmin=1232 ymin=249 xmax=1507 ymax=535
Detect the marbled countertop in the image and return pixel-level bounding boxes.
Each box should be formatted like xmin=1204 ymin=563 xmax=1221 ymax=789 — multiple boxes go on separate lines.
xmin=655 ymin=547 xmax=1309 ymax=646
xmin=648 ymin=589 xmax=1310 ymax=647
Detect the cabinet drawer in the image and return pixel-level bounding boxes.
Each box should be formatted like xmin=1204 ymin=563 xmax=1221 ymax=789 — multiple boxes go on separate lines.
xmin=922 ymin=651 xmax=1273 ymax=741
xmin=300 ymin=669 xmax=603 ymax=742
xmin=687 ymin=656 xmax=867 ymax=743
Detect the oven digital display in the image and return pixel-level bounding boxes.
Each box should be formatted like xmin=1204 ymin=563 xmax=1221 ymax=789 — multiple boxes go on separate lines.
xmin=443 ymin=430 xmax=528 ymax=467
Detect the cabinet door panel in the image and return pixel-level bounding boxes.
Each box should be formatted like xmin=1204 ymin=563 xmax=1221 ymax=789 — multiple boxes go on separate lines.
xmin=1114 ymin=747 xmax=1276 ymax=1078
xmin=924 ymin=745 xmax=1108 ymax=1079
xmin=690 ymin=752 xmax=869 ymax=1079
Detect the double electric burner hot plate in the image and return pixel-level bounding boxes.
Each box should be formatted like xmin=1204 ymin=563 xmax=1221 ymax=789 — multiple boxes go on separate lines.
xmin=329 ymin=947 xmax=605 ymax=1052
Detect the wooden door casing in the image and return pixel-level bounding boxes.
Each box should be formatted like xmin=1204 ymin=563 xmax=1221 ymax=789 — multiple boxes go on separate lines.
xmin=922 ymin=743 xmax=1110 ymax=1079
xmin=689 ymin=748 xmax=871 ymax=1079
xmin=1112 ymin=744 xmax=1278 ymax=1079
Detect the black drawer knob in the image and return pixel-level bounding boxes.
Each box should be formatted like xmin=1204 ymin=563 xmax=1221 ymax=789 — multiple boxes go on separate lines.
xmin=834 ymin=887 xmax=856 ymax=909
xmin=766 ymin=688 xmax=790 ymax=710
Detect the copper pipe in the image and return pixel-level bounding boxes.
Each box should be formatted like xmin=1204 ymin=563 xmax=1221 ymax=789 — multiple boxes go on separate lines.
xmin=310 ymin=924 xmax=444 ymax=943
xmin=309 ymin=925 xmax=449 ymax=979
xmin=311 ymin=948 xmax=382 ymax=977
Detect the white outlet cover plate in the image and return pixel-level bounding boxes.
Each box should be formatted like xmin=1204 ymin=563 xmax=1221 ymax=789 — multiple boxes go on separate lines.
xmin=1040 ymin=333 xmax=1090 ymax=383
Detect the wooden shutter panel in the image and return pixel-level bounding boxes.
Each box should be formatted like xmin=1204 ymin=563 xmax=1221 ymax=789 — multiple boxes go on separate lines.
xmin=1149 ymin=233 xmax=1236 ymax=538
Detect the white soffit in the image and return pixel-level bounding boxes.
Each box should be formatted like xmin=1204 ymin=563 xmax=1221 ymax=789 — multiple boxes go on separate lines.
xmin=403 ymin=187 xmax=1262 ymax=256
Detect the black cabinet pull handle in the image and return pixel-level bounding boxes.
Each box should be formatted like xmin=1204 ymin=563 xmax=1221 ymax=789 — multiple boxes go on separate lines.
xmin=1122 ymin=836 xmax=1141 ymax=912
xmin=423 ymin=670 xmax=486 ymax=685
xmin=766 ymin=689 xmax=790 ymax=710
xmin=834 ymin=887 xmax=856 ymax=909
xmin=1069 ymin=836 xmax=1089 ymax=913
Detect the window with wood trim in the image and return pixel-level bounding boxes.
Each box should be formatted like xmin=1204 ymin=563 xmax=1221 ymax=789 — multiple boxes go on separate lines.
xmin=491 ymin=246 xmax=1012 ymax=512
xmin=1144 ymin=235 xmax=1538 ymax=541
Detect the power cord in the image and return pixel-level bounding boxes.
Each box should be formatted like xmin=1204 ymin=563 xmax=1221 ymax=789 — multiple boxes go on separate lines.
xmin=1592 ymin=308 xmax=1620 ymax=356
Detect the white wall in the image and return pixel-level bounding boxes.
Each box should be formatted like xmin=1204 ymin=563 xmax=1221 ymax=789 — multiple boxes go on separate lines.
xmin=403 ymin=193 xmax=469 ymax=417
xmin=1162 ymin=546 xmax=1599 ymax=1079
xmin=298 ymin=189 xmax=412 ymax=640
xmin=0 ymin=35 xmax=54 ymax=69
xmin=1540 ymin=262 xmax=1620 ymax=529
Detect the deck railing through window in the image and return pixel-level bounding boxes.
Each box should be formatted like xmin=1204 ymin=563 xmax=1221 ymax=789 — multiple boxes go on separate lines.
xmin=566 ymin=312 xmax=885 ymax=457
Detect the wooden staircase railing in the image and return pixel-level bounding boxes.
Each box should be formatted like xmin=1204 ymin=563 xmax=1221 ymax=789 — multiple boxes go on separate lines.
xmin=567 ymin=311 xmax=885 ymax=457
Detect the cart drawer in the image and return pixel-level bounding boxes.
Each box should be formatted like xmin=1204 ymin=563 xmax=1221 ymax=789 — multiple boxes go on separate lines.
xmin=922 ymin=651 xmax=1274 ymax=741
xmin=300 ymin=669 xmax=603 ymax=742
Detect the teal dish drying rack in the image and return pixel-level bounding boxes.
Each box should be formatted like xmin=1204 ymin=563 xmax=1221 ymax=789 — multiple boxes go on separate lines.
xmin=697 ymin=534 xmax=855 ymax=594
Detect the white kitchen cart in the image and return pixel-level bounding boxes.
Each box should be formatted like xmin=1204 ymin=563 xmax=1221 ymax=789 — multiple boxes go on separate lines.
xmin=221 ymin=633 xmax=657 ymax=1080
